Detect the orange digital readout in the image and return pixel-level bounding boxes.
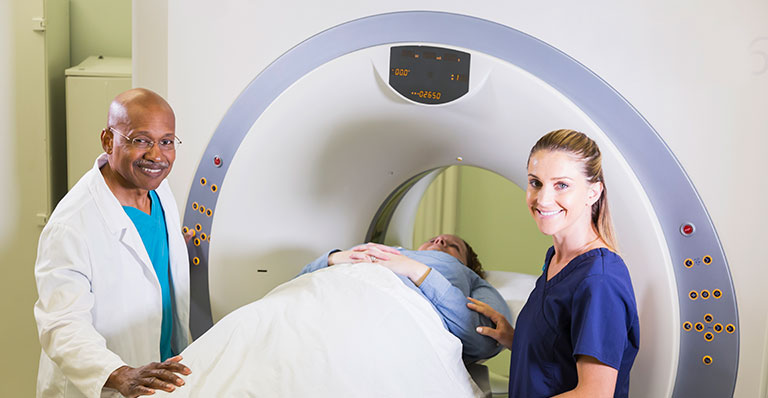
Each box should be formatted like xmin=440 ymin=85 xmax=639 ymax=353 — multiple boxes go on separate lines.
xmin=410 ymin=90 xmax=442 ymax=100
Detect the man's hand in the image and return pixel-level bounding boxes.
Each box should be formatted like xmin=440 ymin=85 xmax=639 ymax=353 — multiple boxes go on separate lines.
xmin=105 ymin=356 xmax=191 ymax=397
xmin=183 ymin=228 xmax=195 ymax=244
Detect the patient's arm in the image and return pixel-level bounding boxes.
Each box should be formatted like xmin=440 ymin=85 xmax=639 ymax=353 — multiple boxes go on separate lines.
xmin=417 ymin=268 xmax=511 ymax=362
xmin=356 ymin=246 xmax=430 ymax=283
xmin=369 ymin=248 xmax=510 ymax=362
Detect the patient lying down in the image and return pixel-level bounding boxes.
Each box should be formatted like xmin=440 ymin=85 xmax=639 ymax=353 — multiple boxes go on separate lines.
xmin=155 ymin=235 xmax=508 ymax=397
xmin=299 ymin=235 xmax=512 ymax=362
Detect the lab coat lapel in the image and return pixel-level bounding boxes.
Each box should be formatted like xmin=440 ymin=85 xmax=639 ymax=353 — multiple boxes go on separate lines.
xmin=156 ymin=183 xmax=185 ymax=298
xmin=89 ymin=154 xmax=159 ymax=284
xmin=117 ymin=227 xmax=157 ymax=283
xmin=155 ymin=182 xmax=191 ymax=348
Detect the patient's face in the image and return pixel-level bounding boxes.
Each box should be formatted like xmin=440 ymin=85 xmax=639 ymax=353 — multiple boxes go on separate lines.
xmin=418 ymin=234 xmax=468 ymax=265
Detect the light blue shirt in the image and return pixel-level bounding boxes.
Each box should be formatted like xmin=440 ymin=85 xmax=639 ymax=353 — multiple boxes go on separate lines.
xmin=123 ymin=190 xmax=174 ymax=361
xmin=299 ymin=247 xmax=512 ymax=362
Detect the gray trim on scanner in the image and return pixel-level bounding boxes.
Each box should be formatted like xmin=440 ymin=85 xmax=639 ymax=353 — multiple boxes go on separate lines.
xmin=182 ymin=11 xmax=737 ymax=397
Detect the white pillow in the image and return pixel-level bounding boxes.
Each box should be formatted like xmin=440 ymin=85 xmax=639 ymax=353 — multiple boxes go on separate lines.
xmin=485 ymin=270 xmax=538 ymax=327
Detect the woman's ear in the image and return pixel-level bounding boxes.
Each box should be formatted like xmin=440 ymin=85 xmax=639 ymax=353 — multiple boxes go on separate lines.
xmin=587 ymin=181 xmax=603 ymax=206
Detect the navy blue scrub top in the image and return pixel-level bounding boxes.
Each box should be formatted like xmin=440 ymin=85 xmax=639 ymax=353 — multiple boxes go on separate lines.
xmin=508 ymin=247 xmax=640 ymax=398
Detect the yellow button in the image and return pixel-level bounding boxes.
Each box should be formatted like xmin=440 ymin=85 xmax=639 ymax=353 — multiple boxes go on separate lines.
xmin=702 ymin=355 xmax=713 ymax=365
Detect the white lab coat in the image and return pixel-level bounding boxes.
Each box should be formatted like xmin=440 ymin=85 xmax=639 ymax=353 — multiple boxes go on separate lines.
xmin=34 ymin=154 xmax=191 ymax=398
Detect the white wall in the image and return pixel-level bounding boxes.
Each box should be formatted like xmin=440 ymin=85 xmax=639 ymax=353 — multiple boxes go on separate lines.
xmin=132 ymin=0 xmax=166 ymax=96
xmin=69 ymin=0 xmax=131 ymax=66
xmin=135 ymin=1 xmax=768 ymax=396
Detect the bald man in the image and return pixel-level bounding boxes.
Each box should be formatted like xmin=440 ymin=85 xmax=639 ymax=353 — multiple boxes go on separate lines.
xmin=35 ymin=88 xmax=192 ymax=398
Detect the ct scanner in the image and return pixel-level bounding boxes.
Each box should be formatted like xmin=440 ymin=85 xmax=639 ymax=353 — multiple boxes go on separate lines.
xmin=132 ymin=3 xmax=768 ymax=397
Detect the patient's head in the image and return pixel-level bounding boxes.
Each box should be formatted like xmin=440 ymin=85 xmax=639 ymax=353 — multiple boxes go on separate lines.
xmin=418 ymin=234 xmax=485 ymax=279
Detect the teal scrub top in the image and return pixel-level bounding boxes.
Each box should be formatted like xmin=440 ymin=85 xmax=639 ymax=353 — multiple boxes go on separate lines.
xmin=123 ymin=190 xmax=174 ymax=361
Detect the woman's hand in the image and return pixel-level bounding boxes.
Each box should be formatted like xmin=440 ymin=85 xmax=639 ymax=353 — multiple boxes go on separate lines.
xmin=467 ymin=297 xmax=515 ymax=349
xmin=328 ymin=250 xmax=367 ymax=265
xmin=328 ymin=243 xmax=399 ymax=265
xmin=351 ymin=242 xmax=401 ymax=257
xmin=356 ymin=245 xmax=430 ymax=283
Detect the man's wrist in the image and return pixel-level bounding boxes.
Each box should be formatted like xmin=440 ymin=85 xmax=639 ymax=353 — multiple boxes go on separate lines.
xmin=104 ymin=365 xmax=130 ymax=390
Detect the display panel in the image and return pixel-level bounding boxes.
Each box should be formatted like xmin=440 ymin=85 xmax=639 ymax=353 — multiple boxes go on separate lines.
xmin=388 ymin=45 xmax=470 ymax=104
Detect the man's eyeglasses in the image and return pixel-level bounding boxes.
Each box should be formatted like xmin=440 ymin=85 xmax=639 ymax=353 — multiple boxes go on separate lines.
xmin=108 ymin=127 xmax=182 ymax=151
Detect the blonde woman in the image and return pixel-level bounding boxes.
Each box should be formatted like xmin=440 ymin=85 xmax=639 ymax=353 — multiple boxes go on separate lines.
xmin=468 ymin=130 xmax=639 ymax=398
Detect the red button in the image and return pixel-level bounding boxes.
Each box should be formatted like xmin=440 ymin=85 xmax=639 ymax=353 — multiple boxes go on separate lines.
xmin=681 ymin=223 xmax=695 ymax=236
xmin=213 ymin=156 xmax=222 ymax=167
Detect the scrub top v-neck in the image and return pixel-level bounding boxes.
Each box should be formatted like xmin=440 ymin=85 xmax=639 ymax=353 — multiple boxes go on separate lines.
xmin=123 ymin=190 xmax=175 ymax=361
xmin=508 ymin=247 xmax=640 ymax=398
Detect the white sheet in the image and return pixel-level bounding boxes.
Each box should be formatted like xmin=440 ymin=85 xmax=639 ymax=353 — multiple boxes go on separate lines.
xmin=157 ymin=263 xmax=483 ymax=398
